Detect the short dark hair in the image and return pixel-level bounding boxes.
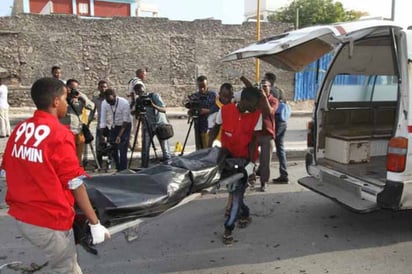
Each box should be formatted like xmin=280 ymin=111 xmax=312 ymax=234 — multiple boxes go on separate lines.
xmin=241 ymin=86 xmax=261 ymax=102
xmin=220 ymin=83 xmax=233 ymax=92
xmin=136 ymin=68 xmax=146 ymax=75
xmin=66 ymin=79 xmax=79 ymax=87
xmin=104 ymin=88 xmax=116 ymax=97
xmin=264 ymin=72 xmax=276 ymax=86
xmin=197 ymin=75 xmax=207 ymax=82
xmin=51 ymin=66 xmax=61 ymax=73
xmin=31 ymin=77 xmax=65 ymax=110
xmin=98 ymin=80 xmax=107 ymax=86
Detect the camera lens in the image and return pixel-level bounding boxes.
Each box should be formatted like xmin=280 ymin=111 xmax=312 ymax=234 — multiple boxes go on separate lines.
xmin=71 ymin=89 xmax=79 ymax=96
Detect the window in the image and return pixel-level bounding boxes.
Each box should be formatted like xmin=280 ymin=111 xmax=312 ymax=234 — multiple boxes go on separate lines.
xmin=328 ymin=74 xmax=398 ymax=104
xmin=78 ymin=3 xmax=89 ymax=15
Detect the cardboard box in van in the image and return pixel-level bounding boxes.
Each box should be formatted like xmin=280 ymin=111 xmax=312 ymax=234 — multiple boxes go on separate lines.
xmin=222 ymin=20 xmax=410 ymax=213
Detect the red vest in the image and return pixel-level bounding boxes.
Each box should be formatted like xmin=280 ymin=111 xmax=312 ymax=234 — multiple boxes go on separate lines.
xmin=221 ymin=103 xmax=261 ymax=161
xmin=3 ymin=110 xmax=87 ymax=230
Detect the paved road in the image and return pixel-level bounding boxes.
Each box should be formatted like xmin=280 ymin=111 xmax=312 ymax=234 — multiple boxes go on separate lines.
xmin=2 ymin=161 xmax=412 ymax=273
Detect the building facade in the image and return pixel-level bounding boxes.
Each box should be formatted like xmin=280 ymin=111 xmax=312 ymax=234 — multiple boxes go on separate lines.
xmin=17 ymin=0 xmax=136 ymax=17
xmin=244 ymin=0 xmax=288 ymax=22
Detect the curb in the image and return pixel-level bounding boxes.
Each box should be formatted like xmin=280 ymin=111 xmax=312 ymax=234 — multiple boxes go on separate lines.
xmin=166 ymin=111 xmax=312 ymax=120
xmin=8 ymin=107 xmax=312 ymax=120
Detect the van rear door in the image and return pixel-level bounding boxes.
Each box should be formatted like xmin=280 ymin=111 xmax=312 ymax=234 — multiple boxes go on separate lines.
xmin=222 ymin=20 xmax=402 ymax=72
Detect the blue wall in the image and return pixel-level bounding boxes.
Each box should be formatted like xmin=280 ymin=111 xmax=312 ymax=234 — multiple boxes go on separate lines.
xmin=294 ymin=53 xmax=333 ymax=101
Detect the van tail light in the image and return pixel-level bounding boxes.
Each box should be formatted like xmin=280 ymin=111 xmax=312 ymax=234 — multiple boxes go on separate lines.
xmin=387 ymin=137 xmax=408 ymax=172
xmin=307 ymin=121 xmax=314 ymax=147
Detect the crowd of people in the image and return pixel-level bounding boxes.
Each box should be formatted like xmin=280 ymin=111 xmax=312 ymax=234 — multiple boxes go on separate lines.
xmin=50 ymin=66 xmax=174 ymax=172
xmin=0 ymin=66 xmax=293 ymax=271
xmin=1 ymin=66 xmax=290 ymax=177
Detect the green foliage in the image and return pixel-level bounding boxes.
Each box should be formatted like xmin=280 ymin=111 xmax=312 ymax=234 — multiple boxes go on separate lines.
xmin=267 ymin=0 xmax=366 ymax=28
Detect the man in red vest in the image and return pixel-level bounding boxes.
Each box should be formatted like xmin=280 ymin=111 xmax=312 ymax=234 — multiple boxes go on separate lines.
xmin=1 ymin=78 xmax=110 ymax=272
xmin=209 ymin=86 xmax=262 ymax=245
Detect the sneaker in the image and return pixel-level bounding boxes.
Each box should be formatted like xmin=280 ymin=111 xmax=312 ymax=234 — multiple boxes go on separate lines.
xmin=272 ymin=177 xmax=289 ymax=184
xmin=238 ymin=216 xmax=252 ymax=229
xmin=222 ymin=230 xmax=233 ymax=245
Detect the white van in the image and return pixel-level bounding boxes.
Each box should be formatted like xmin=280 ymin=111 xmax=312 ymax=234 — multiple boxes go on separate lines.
xmin=222 ymin=20 xmax=412 ymax=213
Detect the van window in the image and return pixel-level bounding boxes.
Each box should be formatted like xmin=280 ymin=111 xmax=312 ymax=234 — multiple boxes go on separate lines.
xmin=328 ymin=75 xmax=398 ymax=104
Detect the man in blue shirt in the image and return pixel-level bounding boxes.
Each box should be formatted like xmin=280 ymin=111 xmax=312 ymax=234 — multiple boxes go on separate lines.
xmin=187 ymin=75 xmax=216 ymax=150
xmin=133 ymin=84 xmax=172 ymax=168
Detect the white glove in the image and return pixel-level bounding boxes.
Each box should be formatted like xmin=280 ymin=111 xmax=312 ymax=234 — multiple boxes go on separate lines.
xmin=244 ymin=162 xmax=255 ymax=177
xmin=89 ymin=221 xmax=110 ymax=245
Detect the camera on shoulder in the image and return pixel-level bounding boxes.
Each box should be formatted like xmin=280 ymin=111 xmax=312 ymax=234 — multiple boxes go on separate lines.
xmin=70 ymin=89 xmax=80 ymax=97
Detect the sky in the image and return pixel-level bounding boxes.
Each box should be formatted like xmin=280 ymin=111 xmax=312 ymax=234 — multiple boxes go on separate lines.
xmin=0 ymin=0 xmax=410 ymax=26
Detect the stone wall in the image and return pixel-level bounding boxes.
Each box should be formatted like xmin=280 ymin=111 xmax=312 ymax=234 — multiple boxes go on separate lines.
xmin=0 ymin=14 xmax=294 ymax=107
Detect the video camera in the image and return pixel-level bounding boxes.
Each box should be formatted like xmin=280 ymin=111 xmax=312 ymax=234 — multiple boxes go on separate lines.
xmin=69 ymin=88 xmax=80 ymax=97
xmin=135 ymin=94 xmax=152 ymax=115
xmin=184 ymin=94 xmax=204 ymax=117
xmin=99 ymin=142 xmax=116 ymax=157
xmin=67 ymin=88 xmax=80 ymax=104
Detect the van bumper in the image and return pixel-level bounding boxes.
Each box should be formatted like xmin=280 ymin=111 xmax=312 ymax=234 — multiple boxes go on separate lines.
xmin=377 ymin=180 xmax=403 ymax=210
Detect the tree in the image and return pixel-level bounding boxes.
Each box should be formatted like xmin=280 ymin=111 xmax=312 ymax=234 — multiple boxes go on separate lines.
xmin=267 ymin=0 xmax=367 ymax=29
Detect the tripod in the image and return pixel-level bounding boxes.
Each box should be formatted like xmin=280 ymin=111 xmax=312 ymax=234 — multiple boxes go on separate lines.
xmin=82 ymin=121 xmax=101 ymax=171
xmin=129 ymin=111 xmax=158 ymax=168
xmin=180 ymin=115 xmax=201 ymax=155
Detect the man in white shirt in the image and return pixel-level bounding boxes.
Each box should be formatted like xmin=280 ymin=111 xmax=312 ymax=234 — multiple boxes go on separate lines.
xmin=100 ymin=88 xmax=131 ymax=171
xmin=0 ymin=78 xmax=10 ymax=138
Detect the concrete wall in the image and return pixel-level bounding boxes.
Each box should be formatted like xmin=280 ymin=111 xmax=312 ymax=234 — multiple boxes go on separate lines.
xmin=0 ymin=14 xmax=294 ymax=107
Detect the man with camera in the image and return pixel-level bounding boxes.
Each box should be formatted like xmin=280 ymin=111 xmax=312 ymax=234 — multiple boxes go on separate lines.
xmin=59 ymin=79 xmax=94 ymax=165
xmin=133 ymin=84 xmax=171 ymax=168
xmin=99 ymin=88 xmax=131 ymax=171
xmin=186 ymin=75 xmax=217 ymax=150
xmin=128 ymin=67 xmax=147 ymax=152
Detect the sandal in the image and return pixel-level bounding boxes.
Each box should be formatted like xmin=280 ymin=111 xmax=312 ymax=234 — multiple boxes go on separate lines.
xmin=222 ymin=229 xmax=233 ymax=245
xmin=238 ymin=216 xmax=252 ymax=228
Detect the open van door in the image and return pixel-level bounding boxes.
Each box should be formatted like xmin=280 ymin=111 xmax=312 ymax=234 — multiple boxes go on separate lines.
xmin=222 ymin=20 xmax=402 ymax=72
xmin=223 ymin=19 xmax=406 ymax=213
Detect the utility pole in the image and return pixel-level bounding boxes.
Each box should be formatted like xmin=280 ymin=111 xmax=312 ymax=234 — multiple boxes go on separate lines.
xmin=256 ymin=0 xmax=261 ymax=83
xmin=295 ymin=7 xmax=299 ymax=29
xmin=391 ymin=0 xmax=395 ymax=21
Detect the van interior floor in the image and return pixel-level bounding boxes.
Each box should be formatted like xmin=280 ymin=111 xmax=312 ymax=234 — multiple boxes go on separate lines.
xmin=317 ymin=156 xmax=387 ymax=186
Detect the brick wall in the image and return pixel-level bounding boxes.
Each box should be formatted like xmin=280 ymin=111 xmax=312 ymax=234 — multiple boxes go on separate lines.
xmin=0 ymin=14 xmax=295 ymax=107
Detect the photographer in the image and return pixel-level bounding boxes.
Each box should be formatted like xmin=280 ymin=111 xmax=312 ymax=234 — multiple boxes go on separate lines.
xmin=59 ymin=79 xmax=94 ymax=165
xmin=99 ymin=89 xmax=131 ymax=171
xmin=128 ymin=67 xmax=147 ymax=152
xmin=133 ymin=84 xmax=171 ymax=168
xmin=187 ymin=75 xmax=217 ymax=150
